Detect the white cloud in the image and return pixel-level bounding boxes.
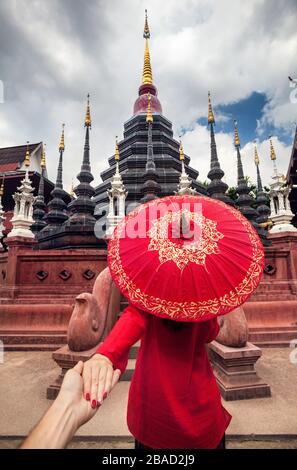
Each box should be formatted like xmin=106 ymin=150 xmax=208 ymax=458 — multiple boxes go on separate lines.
xmin=0 ymin=0 xmax=296 ymax=191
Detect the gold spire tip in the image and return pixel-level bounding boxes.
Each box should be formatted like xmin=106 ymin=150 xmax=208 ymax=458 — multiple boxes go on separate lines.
xmin=234 ymin=120 xmax=240 ymax=148
xmin=179 ymin=140 xmax=185 ymax=161
xmin=142 ymin=10 xmax=153 ymax=85
xmin=41 ymin=143 xmax=46 ymax=169
xmin=269 ymin=137 xmax=276 ymax=161
xmin=146 ymin=92 xmax=153 ymax=123
xmin=207 ymin=91 xmax=215 ymax=124
xmin=85 ymin=93 xmax=92 ymax=128
xmin=254 ymin=145 xmax=260 ymax=165
xmin=24 ymin=140 xmax=31 ymax=167
xmin=115 ymin=136 xmax=120 ymax=161
xmin=143 ymin=9 xmax=150 ymax=39
xmin=59 ymin=123 xmax=65 ymax=152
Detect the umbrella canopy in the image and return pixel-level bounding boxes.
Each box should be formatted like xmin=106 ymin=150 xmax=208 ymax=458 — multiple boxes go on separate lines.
xmin=108 ymin=195 xmax=264 ymax=322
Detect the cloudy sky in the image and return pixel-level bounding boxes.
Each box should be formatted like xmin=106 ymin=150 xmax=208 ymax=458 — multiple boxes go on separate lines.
xmin=0 ymin=0 xmax=296 ymax=191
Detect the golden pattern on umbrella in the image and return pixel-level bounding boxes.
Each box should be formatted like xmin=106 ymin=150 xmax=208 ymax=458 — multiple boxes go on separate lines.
xmin=147 ymin=209 xmax=224 ymax=270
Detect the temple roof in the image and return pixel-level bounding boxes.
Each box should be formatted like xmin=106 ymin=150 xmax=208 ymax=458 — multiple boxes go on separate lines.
xmin=0 ymin=142 xmax=41 ymax=173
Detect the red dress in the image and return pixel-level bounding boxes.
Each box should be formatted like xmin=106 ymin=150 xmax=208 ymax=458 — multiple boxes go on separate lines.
xmin=96 ymin=305 xmax=231 ymax=449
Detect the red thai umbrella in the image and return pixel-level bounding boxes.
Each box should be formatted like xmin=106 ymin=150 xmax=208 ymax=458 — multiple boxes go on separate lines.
xmin=108 ymin=195 xmax=264 ymax=322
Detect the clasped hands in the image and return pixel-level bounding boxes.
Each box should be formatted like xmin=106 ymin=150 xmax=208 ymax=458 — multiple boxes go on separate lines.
xmin=20 ymin=354 xmax=121 ymax=449
xmin=60 ymin=354 xmax=121 ymax=429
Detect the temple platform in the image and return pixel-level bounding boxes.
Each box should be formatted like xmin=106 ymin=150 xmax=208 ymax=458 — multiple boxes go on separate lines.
xmin=0 ymin=348 xmax=297 ymax=448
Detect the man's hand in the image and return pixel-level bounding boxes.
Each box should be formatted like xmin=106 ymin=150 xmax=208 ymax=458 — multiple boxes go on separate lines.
xmin=82 ymin=354 xmax=120 ymax=410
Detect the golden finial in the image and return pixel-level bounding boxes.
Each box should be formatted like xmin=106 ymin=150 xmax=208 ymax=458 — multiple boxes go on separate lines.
xmin=142 ymin=11 xmax=153 ymax=85
xmin=146 ymin=92 xmax=153 ymax=123
xmin=24 ymin=141 xmax=31 ymax=167
xmin=179 ymin=140 xmax=185 ymax=161
xmin=254 ymin=144 xmax=260 ymax=166
xmin=0 ymin=178 xmax=4 ymax=197
xmin=269 ymin=136 xmax=276 ymax=161
xmin=143 ymin=9 xmax=150 ymax=38
xmin=115 ymin=136 xmax=120 ymax=161
xmin=59 ymin=123 xmax=65 ymax=152
xmin=234 ymin=120 xmax=240 ymax=148
xmin=208 ymin=91 xmax=215 ymax=124
xmin=85 ymin=93 xmax=91 ymax=128
xmin=41 ymin=143 xmax=47 ymax=169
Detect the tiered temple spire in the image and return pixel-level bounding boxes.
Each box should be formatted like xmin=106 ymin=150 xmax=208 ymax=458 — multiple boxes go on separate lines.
xmin=253 ymin=144 xmax=271 ymax=243
xmin=233 ymin=121 xmax=261 ymax=233
xmin=133 ymin=10 xmax=162 ymax=115
xmin=39 ymin=125 xmax=68 ymax=233
xmin=206 ymin=92 xmax=234 ymax=206
xmin=8 ymin=142 xmax=35 ymax=239
xmin=141 ymin=93 xmax=161 ymax=202
xmin=66 ymin=94 xmax=95 ymax=226
xmin=106 ymin=137 xmax=128 ymax=236
xmin=32 ymin=143 xmax=47 ymax=233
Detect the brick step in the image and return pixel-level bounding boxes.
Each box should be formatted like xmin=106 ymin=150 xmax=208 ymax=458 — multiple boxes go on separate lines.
xmin=249 ymin=327 xmax=297 ymax=333
xmin=0 ymin=332 xmax=67 ymax=351
xmin=2 ymin=343 xmax=66 ymax=351
xmin=250 ymin=295 xmax=296 ymax=301
xmin=252 ymin=340 xmax=295 ymax=348
xmin=249 ymin=330 xmax=297 ymax=346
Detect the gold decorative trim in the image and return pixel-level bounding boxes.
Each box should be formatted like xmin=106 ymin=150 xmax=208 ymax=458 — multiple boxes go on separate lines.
xmin=147 ymin=209 xmax=224 ymax=270
xmin=108 ymin=196 xmax=264 ymax=321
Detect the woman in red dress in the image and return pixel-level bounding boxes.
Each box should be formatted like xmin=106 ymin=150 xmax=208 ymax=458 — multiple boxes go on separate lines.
xmin=82 ymin=304 xmax=231 ymax=449
xmin=81 ymin=194 xmax=265 ymax=448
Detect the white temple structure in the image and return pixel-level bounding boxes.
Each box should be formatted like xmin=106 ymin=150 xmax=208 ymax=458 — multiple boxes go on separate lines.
xmin=106 ymin=139 xmax=128 ymax=237
xmin=7 ymin=143 xmax=36 ymax=239
xmin=269 ymin=138 xmax=297 ymax=234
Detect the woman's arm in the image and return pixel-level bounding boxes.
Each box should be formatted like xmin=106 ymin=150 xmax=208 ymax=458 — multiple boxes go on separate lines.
xmin=82 ymin=305 xmax=148 ymax=408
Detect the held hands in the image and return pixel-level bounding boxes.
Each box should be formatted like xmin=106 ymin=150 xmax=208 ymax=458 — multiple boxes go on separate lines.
xmin=82 ymin=354 xmax=121 ymax=410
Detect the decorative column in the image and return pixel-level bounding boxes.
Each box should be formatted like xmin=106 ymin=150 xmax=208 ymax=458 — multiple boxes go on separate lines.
xmin=268 ymin=137 xmax=297 ymax=233
xmin=140 ymin=92 xmax=161 ymax=203
xmin=234 ymin=121 xmax=261 ymax=233
xmin=176 ymin=141 xmax=197 ymax=195
xmin=7 ymin=142 xmax=36 ymax=239
xmin=0 ymin=178 xmax=5 ymax=249
xmin=32 ymin=143 xmax=47 ymax=233
xmin=39 ymin=124 xmax=68 ymax=234
xmin=106 ymin=138 xmax=128 ymax=237
xmin=66 ymin=95 xmax=95 ymax=226
xmin=206 ymin=92 xmax=234 ymax=206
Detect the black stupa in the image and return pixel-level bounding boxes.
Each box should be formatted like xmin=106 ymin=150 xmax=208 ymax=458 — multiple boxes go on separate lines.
xmin=93 ymin=11 xmax=206 ymax=219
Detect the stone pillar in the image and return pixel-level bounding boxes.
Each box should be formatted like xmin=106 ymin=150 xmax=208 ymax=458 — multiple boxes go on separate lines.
xmin=208 ymin=307 xmax=271 ymax=400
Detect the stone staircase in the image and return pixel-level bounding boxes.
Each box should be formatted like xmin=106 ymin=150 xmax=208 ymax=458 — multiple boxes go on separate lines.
xmin=249 ymin=327 xmax=297 ymax=348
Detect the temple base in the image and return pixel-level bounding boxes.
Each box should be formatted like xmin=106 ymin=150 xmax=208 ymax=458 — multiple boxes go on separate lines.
xmin=208 ymin=340 xmax=271 ymax=401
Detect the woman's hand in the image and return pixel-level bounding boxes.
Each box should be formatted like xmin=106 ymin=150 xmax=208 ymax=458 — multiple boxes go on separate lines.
xmin=82 ymin=354 xmax=121 ymax=409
